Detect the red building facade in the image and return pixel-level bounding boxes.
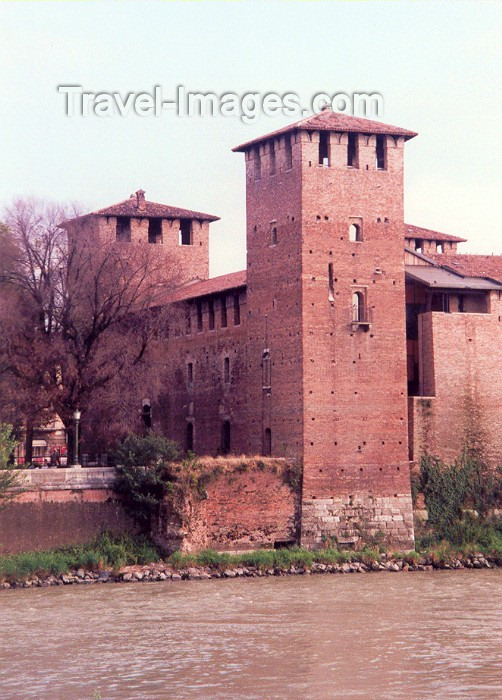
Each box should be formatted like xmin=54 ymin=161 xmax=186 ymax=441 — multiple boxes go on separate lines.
xmin=63 ymin=110 xmax=502 ymax=549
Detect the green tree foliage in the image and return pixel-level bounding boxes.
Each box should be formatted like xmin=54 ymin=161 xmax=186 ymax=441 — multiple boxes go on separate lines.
xmin=113 ymin=433 xmax=179 ymax=530
xmin=419 ymin=451 xmax=501 ymax=545
xmin=0 ymin=423 xmax=24 ymax=508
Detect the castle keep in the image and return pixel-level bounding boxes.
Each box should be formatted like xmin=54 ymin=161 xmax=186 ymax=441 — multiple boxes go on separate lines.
xmin=62 ymin=110 xmax=502 ymax=550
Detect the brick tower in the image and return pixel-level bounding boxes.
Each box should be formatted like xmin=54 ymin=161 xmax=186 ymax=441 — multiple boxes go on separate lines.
xmin=61 ymin=189 xmax=219 ymax=287
xmin=234 ymin=109 xmax=417 ymax=548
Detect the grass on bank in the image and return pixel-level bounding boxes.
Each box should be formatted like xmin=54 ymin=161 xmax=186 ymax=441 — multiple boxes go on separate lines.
xmin=1 ymin=524 xmax=501 ymax=582
xmin=0 ymin=532 xmax=160 ymax=581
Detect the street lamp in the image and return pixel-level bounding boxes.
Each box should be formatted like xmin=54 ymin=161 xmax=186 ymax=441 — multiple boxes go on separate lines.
xmin=72 ymin=409 xmax=81 ymax=468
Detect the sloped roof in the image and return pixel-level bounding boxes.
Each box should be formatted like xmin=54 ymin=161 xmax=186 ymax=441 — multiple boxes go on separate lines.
xmin=233 ymin=109 xmax=417 ymax=152
xmin=404 ymin=224 xmax=467 ymax=244
xmin=168 ymin=270 xmax=247 ymax=303
xmin=62 ymin=195 xmax=219 ymax=226
xmin=405 ymin=265 xmax=502 ymax=291
xmin=94 ymin=198 xmax=219 ymax=221
xmin=428 ymin=254 xmax=502 ymax=283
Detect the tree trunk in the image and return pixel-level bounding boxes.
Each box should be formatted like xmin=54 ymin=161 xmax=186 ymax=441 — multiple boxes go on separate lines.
xmin=24 ymin=422 xmax=33 ymax=465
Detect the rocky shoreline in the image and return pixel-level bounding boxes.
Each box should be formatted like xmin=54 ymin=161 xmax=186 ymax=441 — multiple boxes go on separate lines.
xmin=1 ymin=552 xmax=499 ymax=590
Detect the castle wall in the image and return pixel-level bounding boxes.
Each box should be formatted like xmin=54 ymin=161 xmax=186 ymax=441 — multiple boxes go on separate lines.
xmin=0 ymin=469 xmax=136 ymax=555
xmin=167 ymin=459 xmax=299 ymax=552
xmin=243 ymin=135 xmax=305 ymax=459
xmin=412 ymin=295 xmax=502 ymax=465
xmin=160 ymin=288 xmax=249 ymax=455
xmin=1 ymin=462 xmax=298 ymax=555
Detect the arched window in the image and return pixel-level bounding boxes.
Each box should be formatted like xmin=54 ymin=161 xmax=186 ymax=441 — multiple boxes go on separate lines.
xmin=264 ymin=428 xmax=272 ymax=457
xmin=186 ymin=422 xmax=194 ymax=452
xmin=349 ymin=223 xmax=362 ymax=242
xmin=352 ymin=292 xmax=364 ymax=322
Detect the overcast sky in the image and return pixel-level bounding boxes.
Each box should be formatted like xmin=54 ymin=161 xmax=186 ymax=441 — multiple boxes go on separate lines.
xmin=1 ymin=1 xmax=501 ymax=276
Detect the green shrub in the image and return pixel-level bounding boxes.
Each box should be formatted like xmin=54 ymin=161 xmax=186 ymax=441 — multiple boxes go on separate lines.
xmin=113 ymin=433 xmax=179 ymax=531
xmin=113 ymin=433 xmax=179 ymax=468
xmin=419 ymin=451 xmax=501 ymax=545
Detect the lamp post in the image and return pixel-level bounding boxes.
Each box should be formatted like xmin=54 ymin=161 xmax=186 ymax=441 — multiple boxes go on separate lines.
xmin=72 ymin=409 xmax=81 ymax=468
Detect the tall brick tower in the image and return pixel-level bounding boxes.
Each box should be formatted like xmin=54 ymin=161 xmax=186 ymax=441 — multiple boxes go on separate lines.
xmin=234 ymin=109 xmax=417 ymax=548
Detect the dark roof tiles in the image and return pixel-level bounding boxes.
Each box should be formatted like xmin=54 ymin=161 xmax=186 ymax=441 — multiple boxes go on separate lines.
xmin=168 ymin=270 xmax=247 ymax=303
xmin=428 ymin=254 xmax=502 ymax=283
xmin=404 ymin=224 xmax=467 ymax=244
xmin=233 ymin=109 xmax=417 ymax=152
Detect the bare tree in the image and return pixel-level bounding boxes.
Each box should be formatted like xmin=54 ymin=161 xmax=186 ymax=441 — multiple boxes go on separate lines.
xmin=0 ymin=199 xmax=178 ymax=462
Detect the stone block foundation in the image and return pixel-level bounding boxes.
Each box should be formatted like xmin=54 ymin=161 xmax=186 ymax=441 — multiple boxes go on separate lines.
xmin=301 ymin=492 xmax=415 ymax=549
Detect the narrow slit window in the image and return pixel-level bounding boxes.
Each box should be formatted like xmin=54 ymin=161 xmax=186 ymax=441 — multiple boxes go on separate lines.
xmin=319 ymin=131 xmax=329 ymax=166
xmin=349 ymin=223 xmax=362 ymax=242
xmin=179 ymin=220 xmax=192 ymax=246
xmin=376 ymin=134 xmax=386 ymax=170
xmin=328 ymin=263 xmax=335 ymax=301
xmin=221 ymin=420 xmax=231 ymax=454
xmin=285 ymin=135 xmax=292 ymax=170
xmin=262 ymin=349 xmax=271 ymax=390
xmin=197 ymin=302 xmax=203 ymax=332
xmin=269 ymin=141 xmax=276 ymax=175
xmin=254 ymin=147 xmax=261 ymax=180
xmin=208 ymin=299 xmax=215 ymax=330
xmin=233 ymin=293 xmax=241 ymax=326
xmin=270 ymin=225 xmax=277 ymax=246
xmin=186 ymin=423 xmax=194 ymax=452
xmin=221 ymin=295 xmax=227 ymax=328
xmin=185 ymin=306 xmax=192 ymax=335
xmin=347 ymin=133 xmax=358 ymax=167
xmin=224 ymin=356 xmax=230 ymax=383
xmin=148 ymin=218 xmax=162 ymax=244
xmin=187 ymin=362 xmax=193 ymax=388
xmin=116 ymin=216 xmax=131 ymax=242
xmin=264 ymin=428 xmax=272 ymax=457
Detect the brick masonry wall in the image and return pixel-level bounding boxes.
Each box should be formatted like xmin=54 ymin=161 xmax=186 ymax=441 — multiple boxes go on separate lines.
xmin=1 ymin=462 xmax=300 ymax=555
xmin=160 ymin=288 xmax=249 ymax=455
xmin=65 ymin=214 xmax=210 ymax=286
xmin=413 ymin=296 xmax=502 ymax=465
xmin=177 ymin=460 xmax=300 ymax=552
xmin=296 ymin=131 xmax=413 ymax=545
xmin=0 ymin=469 xmax=136 ymax=555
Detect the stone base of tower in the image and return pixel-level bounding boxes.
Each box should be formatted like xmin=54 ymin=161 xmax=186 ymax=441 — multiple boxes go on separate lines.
xmin=300 ymin=492 xmax=415 ymax=550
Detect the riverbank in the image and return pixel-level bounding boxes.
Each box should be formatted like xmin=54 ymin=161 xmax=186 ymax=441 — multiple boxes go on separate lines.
xmin=1 ymin=543 xmax=499 ymax=590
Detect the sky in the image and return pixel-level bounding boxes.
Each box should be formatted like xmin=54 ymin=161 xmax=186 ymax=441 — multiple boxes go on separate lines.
xmin=1 ymin=0 xmax=501 ymax=277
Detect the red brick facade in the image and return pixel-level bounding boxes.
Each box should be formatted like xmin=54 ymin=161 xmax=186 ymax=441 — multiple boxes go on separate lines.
xmin=62 ymin=110 xmax=501 ymax=550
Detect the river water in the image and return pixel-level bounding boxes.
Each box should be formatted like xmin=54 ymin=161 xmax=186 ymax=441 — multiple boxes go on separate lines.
xmin=0 ymin=570 xmax=500 ymax=699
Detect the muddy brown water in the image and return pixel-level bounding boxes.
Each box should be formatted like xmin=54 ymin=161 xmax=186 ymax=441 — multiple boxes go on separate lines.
xmin=0 ymin=570 xmax=500 ymax=699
